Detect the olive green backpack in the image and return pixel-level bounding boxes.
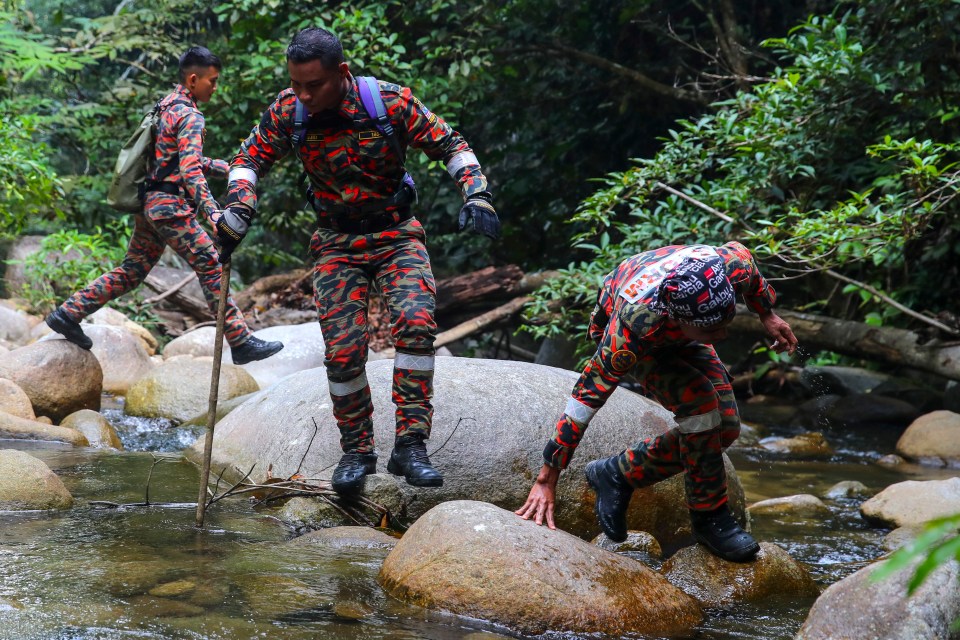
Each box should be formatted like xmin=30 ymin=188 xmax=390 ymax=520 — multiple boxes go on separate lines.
xmin=106 ymin=101 xmax=166 ymax=212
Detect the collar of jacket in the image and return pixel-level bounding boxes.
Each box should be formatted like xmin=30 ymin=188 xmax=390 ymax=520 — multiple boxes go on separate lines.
xmin=173 ymin=84 xmax=199 ymax=108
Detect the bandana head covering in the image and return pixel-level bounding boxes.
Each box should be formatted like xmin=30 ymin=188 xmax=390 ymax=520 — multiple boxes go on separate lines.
xmin=651 ymin=255 xmax=736 ymax=326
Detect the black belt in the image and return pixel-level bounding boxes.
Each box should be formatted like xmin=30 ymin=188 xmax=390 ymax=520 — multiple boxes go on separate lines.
xmin=144 ymin=182 xmax=179 ymax=196
xmin=317 ymin=208 xmax=413 ymax=234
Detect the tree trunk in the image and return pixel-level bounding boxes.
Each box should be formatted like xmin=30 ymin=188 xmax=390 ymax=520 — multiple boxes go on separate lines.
xmin=730 ymin=305 xmax=960 ymax=382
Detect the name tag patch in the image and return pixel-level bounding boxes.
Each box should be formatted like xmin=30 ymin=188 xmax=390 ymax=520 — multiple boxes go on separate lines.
xmin=305 ymin=133 xmax=323 ymax=143
xmin=358 ymin=130 xmax=383 ymax=140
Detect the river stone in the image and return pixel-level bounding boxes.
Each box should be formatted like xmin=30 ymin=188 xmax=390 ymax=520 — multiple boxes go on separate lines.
xmin=237 ymin=322 xmax=326 ymax=389
xmin=800 ymin=365 xmax=891 ymax=396
xmin=882 ymin=525 xmax=933 ymax=553
xmin=759 ymin=432 xmax=833 ymax=457
xmin=823 ymin=393 xmax=922 ymax=430
xmin=0 ymin=304 xmax=31 ymax=346
xmin=127 ymin=595 xmax=204 ymax=618
xmin=0 ymin=340 xmax=102 ymax=422
xmin=660 ymin=542 xmax=819 ymax=608
xmin=276 ymin=496 xmax=351 ymax=530
xmin=823 ymin=480 xmax=872 ymax=500
xmin=235 ymin=573 xmax=323 ymax=618
xmin=895 ymin=410 xmax=960 ymax=466
xmin=124 ymin=356 xmax=259 ymax=423
xmin=148 ymin=579 xmax=196 ymax=598
xmin=86 ymin=307 xmax=158 ymax=355
xmin=860 ymin=478 xmax=960 ymax=528
xmin=60 ymin=409 xmax=123 ymax=449
xmin=796 ymin=557 xmax=960 ymax=640
xmin=99 ymin=560 xmax=186 ymax=597
xmin=378 ymin=500 xmax=702 ymax=637
xmin=0 ymin=410 xmax=89 ymax=445
xmin=592 ymin=530 xmax=662 ymax=557
xmin=162 ymin=326 xmax=231 ymax=361
xmin=0 ymin=449 xmax=73 ymax=510
xmin=186 ymin=357 xmax=748 ymax=548
xmin=0 ymin=378 xmax=35 ymax=420
xmin=289 ymin=526 xmax=398 ymax=549
xmin=83 ymin=324 xmax=154 ymax=395
xmin=748 ymin=494 xmax=831 ymax=518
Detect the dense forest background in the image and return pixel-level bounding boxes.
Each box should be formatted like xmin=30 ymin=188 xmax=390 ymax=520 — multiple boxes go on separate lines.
xmin=3 ymin=0 xmax=960 ymax=352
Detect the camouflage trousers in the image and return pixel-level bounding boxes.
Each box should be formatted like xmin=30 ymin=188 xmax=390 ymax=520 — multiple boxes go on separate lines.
xmin=60 ymin=194 xmax=251 ymax=347
xmin=614 ymin=342 xmax=739 ymax=512
xmin=310 ymin=217 xmax=437 ymax=454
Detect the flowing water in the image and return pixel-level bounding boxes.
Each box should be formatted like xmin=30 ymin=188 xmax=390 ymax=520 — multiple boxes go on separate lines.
xmin=0 ymin=395 xmax=955 ymax=640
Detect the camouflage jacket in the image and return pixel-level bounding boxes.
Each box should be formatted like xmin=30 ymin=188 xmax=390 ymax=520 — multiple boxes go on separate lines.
xmin=226 ymin=76 xmax=488 ymax=217
xmin=149 ymin=84 xmax=228 ymax=219
xmin=545 ymin=241 xmax=778 ymax=469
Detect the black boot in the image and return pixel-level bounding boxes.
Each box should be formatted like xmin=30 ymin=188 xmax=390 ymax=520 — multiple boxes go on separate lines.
xmin=584 ymin=457 xmax=634 ymax=542
xmin=331 ymin=452 xmax=378 ymax=494
xmin=231 ymin=336 xmax=284 ymax=365
xmin=45 ymin=307 xmax=92 ymax=350
xmin=387 ymin=435 xmax=443 ymax=487
xmin=690 ymin=504 xmax=760 ymax=562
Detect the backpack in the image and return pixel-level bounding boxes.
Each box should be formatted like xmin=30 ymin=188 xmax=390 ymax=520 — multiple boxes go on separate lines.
xmin=292 ymin=76 xmax=416 ymax=212
xmin=106 ymin=100 xmax=167 ymax=212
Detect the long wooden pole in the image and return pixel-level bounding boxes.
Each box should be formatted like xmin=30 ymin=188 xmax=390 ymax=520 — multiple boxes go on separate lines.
xmin=195 ymin=259 xmax=231 ymax=527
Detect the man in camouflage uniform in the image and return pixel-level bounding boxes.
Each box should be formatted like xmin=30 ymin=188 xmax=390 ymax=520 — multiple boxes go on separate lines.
xmin=516 ymin=242 xmax=798 ymax=562
xmin=216 ymin=27 xmax=500 ymax=494
xmin=46 ymin=47 xmax=283 ymax=366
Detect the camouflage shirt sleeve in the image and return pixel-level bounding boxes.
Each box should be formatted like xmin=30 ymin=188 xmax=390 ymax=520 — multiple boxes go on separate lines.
xmin=382 ymin=85 xmax=489 ymax=200
xmin=174 ymin=105 xmax=220 ymax=219
xmin=203 ymin=158 xmax=229 ymax=178
xmin=226 ymin=90 xmax=296 ymax=211
xmin=717 ymin=241 xmax=777 ymax=314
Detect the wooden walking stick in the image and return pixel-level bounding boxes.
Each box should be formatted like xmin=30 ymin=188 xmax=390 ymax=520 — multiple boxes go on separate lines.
xmin=195 ymin=259 xmax=231 ymax=528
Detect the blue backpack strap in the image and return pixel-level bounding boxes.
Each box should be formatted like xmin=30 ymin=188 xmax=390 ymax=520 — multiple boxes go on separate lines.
xmin=357 ymin=76 xmax=416 ymax=193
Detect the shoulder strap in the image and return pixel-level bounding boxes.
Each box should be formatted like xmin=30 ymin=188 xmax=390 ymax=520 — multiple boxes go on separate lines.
xmin=292 ymin=98 xmax=309 ymax=151
xmin=356 ymin=76 xmax=415 ymax=193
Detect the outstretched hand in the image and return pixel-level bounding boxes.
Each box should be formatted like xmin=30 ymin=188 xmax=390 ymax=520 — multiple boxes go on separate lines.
xmin=760 ymin=311 xmax=799 ymax=355
xmin=515 ymin=464 xmax=561 ymax=529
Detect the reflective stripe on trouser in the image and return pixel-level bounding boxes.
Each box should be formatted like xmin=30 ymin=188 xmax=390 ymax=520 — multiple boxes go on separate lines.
xmin=60 ymin=195 xmax=251 ymax=346
xmin=328 ymin=372 xmax=375 ymax=454
xmin=615 ymin=342 xmax=740 ymax=511
xmin=311 ymin=217 xmax=437 ymax=453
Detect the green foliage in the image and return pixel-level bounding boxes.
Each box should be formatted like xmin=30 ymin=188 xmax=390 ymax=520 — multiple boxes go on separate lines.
xmin=0 ymin=112 xmax=63 ymax=233
xmin=525 ymin=0 xmax=960 ymax=349
xmin=15 ymin=221 xmax=132 ymax=313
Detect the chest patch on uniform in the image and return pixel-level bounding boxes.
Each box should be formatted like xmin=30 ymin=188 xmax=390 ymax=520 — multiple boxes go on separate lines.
xmin=358 ymin=130 xmax=383 ymax=140
xmin=305 ymin=132 xmax=324 ymax=143
xmin=610 ymin=349 xmax=638 ymax=373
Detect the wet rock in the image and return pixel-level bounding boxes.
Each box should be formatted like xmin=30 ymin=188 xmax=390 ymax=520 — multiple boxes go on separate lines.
xmin=0 ymin=410 xmax=89 ymax=445
xmin=759 ymin=432 xmax=833 ymax=457
xmin=895 ymin=410 xmax=960 ymax=467
xmin=823 ymin=480 xmax=872 ymax=500
xmin=360 ymin=472 xmax=407 ymax=518
xmin=592 ymin=530 xmax=662 ymax=557
xmin=730 ymin=421 xmax=764 ymax=448
xmin=796 ymin=557 xmax=960 ymax=640
xmin=162 ymin=326 xmax=231 ymax=361
xmin=378 ymin=500 xmax=702 ymax=637
xmin=289 ymin=526 xmax=398 ymax=549
xmin=60 ymin=409 xmax=123 ymax=449
xmin=182 ymin=391 xmax=259 ymax=427
xmin=737 ymin=394 xmax=798 ymax=426
xmin=823 ymin=393 xmax=922 ymax=430
xmin=148 ymin=579 xmax=196 ymax=598
xmin=0 ymin=304 xmax=31 ymax=345
xmin=877 ymin=453 xmax=905 ymax=467
xmin=188 ymin=357 xmax=749 ymax=550
xmin=82 ymin=324 xmax=154 ymax=395
xmin=882 ymin=525 xmax=933 ymax=553
xmin=748 ymin=494 xmax=831 ymax=518
xmin=332 ymin=599 xmax=374 ymax=621
xmin=124 ymin=356 xmax=258 ymax=423
xmin=0 ymin=340 xmax=102 ymax=422
xmin=660 ymin=542 xmax=819 ymax=608
xmin=86 ymin=307 xmax=158 ymax=355
xmin=790 ymin=394 xmax=841 ymax=430
xmin=186 ymin=581 xmax=228 ymax=608
xmin=946 ymin=381 xmax=960 ymax=414
xmin=238 ymin=322 xmax=326 ymax=389
xmin=235 ymin=573 xmax=322 ymax=618
xmin=0 ymin=449 xmax=73 ymax=510
xmin=0 ymin=597 xmax=24 ymax=611
xmin=872 ymin=379 xmax=944 ymax=413
xmin=277 ymin=496 xmax=351 ymax=530
xmin=127 ymin=595 xmax=204 ymax=618
xmin=0 ymin=377 xmax=35 ymax=420
xmin=99 ymin=560 xmax=185 ymax=597
xmin=860 ymin=478 xmax=960 ymax=528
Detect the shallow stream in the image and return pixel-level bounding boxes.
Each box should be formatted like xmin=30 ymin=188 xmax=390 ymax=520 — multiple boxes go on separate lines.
xmin=0 ymin=395 xmax=955 ymax=640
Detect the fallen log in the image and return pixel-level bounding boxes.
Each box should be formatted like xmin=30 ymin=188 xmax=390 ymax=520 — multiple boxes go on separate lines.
xmin=143 ymin=268 xmax=210 ymax=322
xmin=729 ymin=304 xmax=960 ymax=382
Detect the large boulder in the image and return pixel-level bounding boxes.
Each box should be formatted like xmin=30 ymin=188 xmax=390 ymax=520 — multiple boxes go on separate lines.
xmin=82 ymin=325 xmax=154 ymax=395
xmin=125 ymin=356 xmax=259 ymax=423
xmin=0 ymin=340 xmax=102 ymax=422
xmin=0 ymin=411 xmax=89 ymax=445
xmin=0 ymin=449 xmax=74 ymax=510
xmin=660 ymin=542 xmax=819 ymax=608
xmin=187 ymin=357 xmax=749 ymax=548
xmin=896 ymin=410 xmax=960 ymax=466
xmin=86 ymin=307 xmax=158 ymax=355
xmin=378 ymin=500 xmax=702 ymax=637
xmin=237 ymin=323 xmax=326 ymax=389
xmin=797 ymin=557 xmax=960 ymax=640
xmin=60 ymin=409 xmax=123 ymax=449
xmin=162 ymin=326 xmax=230 ymax=361
xmin=860 ymin=478 xmax=960 ymax=528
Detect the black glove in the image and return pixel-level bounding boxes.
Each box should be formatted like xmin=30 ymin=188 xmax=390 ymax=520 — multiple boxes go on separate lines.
xmin=215 ymin=205 xmax=253 ymax=263
xmin=458 ymin=192 xmax=501 ymax=240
